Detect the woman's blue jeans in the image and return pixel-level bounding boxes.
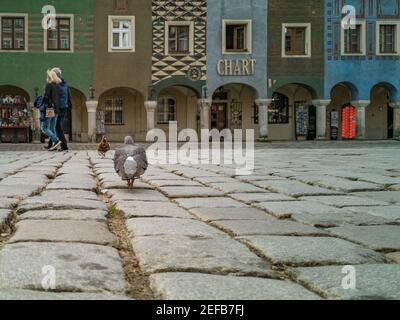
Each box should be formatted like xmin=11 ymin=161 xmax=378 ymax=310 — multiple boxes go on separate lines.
xmin=41 ymin=115 xmax=59 ymax=144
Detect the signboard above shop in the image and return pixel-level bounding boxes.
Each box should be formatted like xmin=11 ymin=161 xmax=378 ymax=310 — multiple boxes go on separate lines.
xmin=217 ymin=59 xmax=257 ymax=76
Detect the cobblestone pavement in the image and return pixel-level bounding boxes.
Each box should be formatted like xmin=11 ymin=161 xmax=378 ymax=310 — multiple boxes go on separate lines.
xmin=0 ymin=143 xmax=399 ymax=300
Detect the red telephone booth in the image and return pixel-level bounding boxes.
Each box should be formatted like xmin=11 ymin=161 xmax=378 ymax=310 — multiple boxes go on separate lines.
xmin=341 ymin=105 xmax=357 ymax=139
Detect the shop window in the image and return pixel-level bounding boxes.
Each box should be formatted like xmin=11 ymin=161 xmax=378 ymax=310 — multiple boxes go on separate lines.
xmin=104 ymin=97 xmax=124 ymax=125
xmin=268 ymin=93 xmax=289 ymax=124
xmin=166 ymin=22 xmax=194 ymax=55
xmin=376 ymin=21 xmax=400 ymax=55
xmin=46 ymin=17 xmax=72 ymax=51
xmin=108 ymin=16 xmax=135 ymax=52
xmin=341 ymin=21 xmax=366 ymax=55
xmin=157 ymin=97 xmax=176 ymax=124
xmin=0 ymin=16 xmax=27 ymax=51
xmin=223 ymin=20 xmax=252 ymax=54
xmin=282 ymin=23 xmax=311 ymax=57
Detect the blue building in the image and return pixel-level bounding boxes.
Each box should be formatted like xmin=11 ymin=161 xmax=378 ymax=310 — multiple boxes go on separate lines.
xmin=200 ymin=0 xmax=269 ymax=139
xmin=325 ymin=0 xmax=400 ymax=140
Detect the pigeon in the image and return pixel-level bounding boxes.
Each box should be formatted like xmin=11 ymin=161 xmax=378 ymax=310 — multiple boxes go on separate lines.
xmin=97 ymin=136 xmax=110 ymax=158
xmin=114 ymin=136 xmax=148 ymax=189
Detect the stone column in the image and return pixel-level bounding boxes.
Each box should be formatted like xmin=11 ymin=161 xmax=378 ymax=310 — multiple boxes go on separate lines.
xmin=255 ymin=99 xmax=271 ymax=139
xmin=352 ymin=100 xmax=370 ymax=140
xmin=30 ymin=102 xmax=41 ymax=143
xmin=198 ymin=99 xmax=212 ymax=130
xmin=86 ymin=100 xmax=98 ymax=143
xmin=145 ymin=101 xmax=157 ymax=132
xmin=312 ymin=99 xmax=330 ymax=140
xmin=392 ymin=103 xmax=400 ymax=139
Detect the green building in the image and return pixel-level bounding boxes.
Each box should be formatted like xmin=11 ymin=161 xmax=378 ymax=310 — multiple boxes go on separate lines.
xmin=0 ymin=0 xmax=94 ymax=142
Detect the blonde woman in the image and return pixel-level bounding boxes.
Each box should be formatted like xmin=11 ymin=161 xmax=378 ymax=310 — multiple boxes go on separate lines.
xmin=41 ymin=70 xmax=62 ymax=151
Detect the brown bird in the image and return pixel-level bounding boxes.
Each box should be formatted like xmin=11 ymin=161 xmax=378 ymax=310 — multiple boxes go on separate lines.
xmin=97 ymin=136 xmax=110 ymax=158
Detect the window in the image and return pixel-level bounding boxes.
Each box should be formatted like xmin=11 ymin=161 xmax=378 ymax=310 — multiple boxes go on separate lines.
xmin=341 ymin=21 xmax=366 ymax=56
xmin=157 ymin=97 xmax=176 ymax=124
xmin=168 ymin=25 xmax=189 ymax=53
xmin=222 ymin=20 xmax=252 ymax=54
xmin=47 ymin=18 xmax=71 ymax=51
xmin=376 ymin=21 xmax=400 ymax=56
xmin=104 ymin=97 xmax=124 ymax=125
xmin=344 ymin=25 xmax=362 ymax=54
xmin=108 ymin=16 xmax=135 ymax=52
xmin=0 ymin=16 xmax=27 ymax=51
xmin=268 ymin=93 xmax=289 ymax=124
xmin=282 ymin=23 xmax=311 ymax=57
xmin=165 ymin=21 xmax=194 ymax=55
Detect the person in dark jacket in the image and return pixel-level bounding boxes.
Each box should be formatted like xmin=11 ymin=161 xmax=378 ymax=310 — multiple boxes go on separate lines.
xmin=41 ymin=70 xmax=62 ymax=151
xmin=45 ymin=67 xmax=70 ymax=152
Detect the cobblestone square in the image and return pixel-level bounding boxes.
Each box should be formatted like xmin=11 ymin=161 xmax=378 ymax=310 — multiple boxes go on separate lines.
xmin=0 ymin=142 xmax=399 ymax=300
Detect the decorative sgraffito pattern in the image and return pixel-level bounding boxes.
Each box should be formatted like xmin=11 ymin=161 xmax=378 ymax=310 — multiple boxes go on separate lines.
xmin=152 ymin=0 xmax=207 ymax=84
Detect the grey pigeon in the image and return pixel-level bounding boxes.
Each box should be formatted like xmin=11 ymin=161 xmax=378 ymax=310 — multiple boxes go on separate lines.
xmin=114 ymin=136 xmax=148 ymax=189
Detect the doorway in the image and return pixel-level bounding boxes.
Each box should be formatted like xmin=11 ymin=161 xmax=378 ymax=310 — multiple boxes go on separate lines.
xmin=211 ymin=103 xmax=227 ymax=131
xmin=388 ymin=104 xmax=394 ymax=139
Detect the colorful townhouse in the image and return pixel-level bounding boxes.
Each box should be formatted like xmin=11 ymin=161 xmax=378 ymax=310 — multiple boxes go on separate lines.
xmin=325 ymin=0 xmax=400 ymax=140
xmin=0 ymin=0 xmax=94 ymax=142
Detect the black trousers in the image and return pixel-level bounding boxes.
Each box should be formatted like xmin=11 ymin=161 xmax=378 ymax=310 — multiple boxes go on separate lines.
xmin=56 ymin=108 xmax=68 ymax=150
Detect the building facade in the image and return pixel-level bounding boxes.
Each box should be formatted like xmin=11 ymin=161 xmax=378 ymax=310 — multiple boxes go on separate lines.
xmin=325 ymin=0 xmax=400 ymax=140
xmin=0 ymin=0 xmax=94 ymax=142
xmin=1 ymin=0 xmax=400 ymax=143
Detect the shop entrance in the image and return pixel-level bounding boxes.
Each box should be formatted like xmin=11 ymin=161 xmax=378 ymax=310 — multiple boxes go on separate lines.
xmin=388 ymin=105 xmax=394 ymax=139
xmin=295 ymin=102 xmax=316 ymax=140
xmin=211 ymin=103 xmax=227 ymax=130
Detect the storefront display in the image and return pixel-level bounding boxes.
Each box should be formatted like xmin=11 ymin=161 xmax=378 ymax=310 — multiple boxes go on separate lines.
xmin=0 ymin=95 xmax=32 ymax=143
xmin=295 ymin=104 xmax=316 ymax=140
xmin=330 ymin=110 xmax=339 ymax=140
xmin=341 ymin=105 xmax=356 ymax=140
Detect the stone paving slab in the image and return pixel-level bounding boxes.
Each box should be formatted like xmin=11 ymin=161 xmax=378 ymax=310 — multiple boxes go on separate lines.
xmin=193 ymin=176 xmax=239 ymax=184
xmin=291 ymin=210 xmax=394 ymax=228
xmin=206 ymin=182 xmax=267 ymax=194
xmin=117 ymin=201 xmax=193 ymax=219
xmin=9 ymin=220 xmax=118 ymax=246
xmin=142 ymin=173 xmax=187 ymax=181
xmin=386 ymin=252 xmax=400 ymax=264
xmin=158 ymin=186 xmax=224 ymax=198
xmin=229 ymin=193 xmax=295 ymax=204
xmin=174 ymin=197 xmax=247 ymax=209
xmin=148 ymin=179 xmax=203 ymax=187
xmin=126 ymin=217 xmax=226 ymax=237
xmin=46 ymin=180 xmax=97 ymax=191
xmin=17 ymin=197 xmax=107 ymax=213
xmin=236 ymin=175 xmax=287 ymax=182
xmin=302 ymin=195 xmax=391 ymax=207
xmin=189 ymin=207 xmax=269 ymax=221
xmin=240 ymin=236 xmax=385 ymax=266
xmin=350 ymin=191 xmax=400 ymax=204
xmin=0 ymin=243 xmax=127 ymax=293
xmin=40 ymin=190 xmax=99 ymax=201
xmin=108 ymin=189 xmax=169 ymax=202
xmin=150 ymin=273 xmax=321 ymax=300
xmin=291 ymin=175 xmax=382 ymax=192
xmin=131 ymin=235 xmax=274 ymax=276
xmin=291 ymin=264 xmax=400 ymax=300
xmin=253 ymin=200 xmax=346 ymax=219
xmin=212 ymin=219 xmax=327 ymax=236
xmin=18 ymin=209 xmax=108 ymax=222
xmin=0 ymin=198 xmax=19 ymax=209
xmin=250 ymin=180 xmax=337 ymax=196
xmin=0 ymin=289 xmax=131 ymax=300
xmin=327 ymin=225 xmax=400 ymax=251
xmin=0 ymin=185 xmax=44 ymax=200
xmin=347 ymin=206 xmax=400 ymax=221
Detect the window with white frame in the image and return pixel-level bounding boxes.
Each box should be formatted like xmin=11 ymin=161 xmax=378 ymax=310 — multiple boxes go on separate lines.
xmin=376 ymin=21 xmax=400 ymax=56
xmin=222 ymin=20 xmax=252 ymax=54
xmin=165 ymin=21 xmax=194 ymax=55
xmin=104 ymin=97 xmax=124 ymax=125
xmin=108 ymin=16 xmax=135 ymax=52
xmin=157 ymin=97 xmax=176 ymax=124
xmin=341 ymin=21 xmax=366 ymax=56
xmin=0 ymin=15 xmax=28 ymax=51
xmin=282 ymin=23 xmax=311 ymax=58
